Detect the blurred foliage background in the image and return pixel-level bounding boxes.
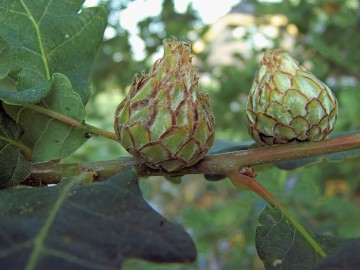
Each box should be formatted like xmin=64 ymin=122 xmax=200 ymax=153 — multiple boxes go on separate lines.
xmin=12 ymin=0 xmax=360 ymax=269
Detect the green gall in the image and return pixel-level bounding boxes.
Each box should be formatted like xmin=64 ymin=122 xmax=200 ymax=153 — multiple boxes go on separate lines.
xmin=115 ymin=37 xmax=215 ymax=172
xmin=246 ymin=49 xmax=338 ymax=146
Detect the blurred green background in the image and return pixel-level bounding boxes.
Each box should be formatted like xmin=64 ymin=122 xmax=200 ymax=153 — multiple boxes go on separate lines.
xmin=48 ymin=0 xmax=360 ymax=269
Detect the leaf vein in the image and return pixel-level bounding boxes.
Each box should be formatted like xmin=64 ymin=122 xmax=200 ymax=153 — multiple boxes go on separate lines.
xmin=19 ymin=46 xmax=44 ymax=60
xmin=43 ymin=247 xmax=117 ymax=270
xmin=0 ymin=6 xmax=27 ymax=17
xmin=24 ymin=180 xmax=78 ymax=270
xmin=38 ymin=118 xmax=55 ymax=150
xmin=0 ymin=240 xmax=33 ymax=258
xmin=281 ymin=226 xmax=296 ymax=261
xmin=19 ymin=66 xmax=48 ymax=80
xmin=14 ymin=106 xmax=28 ymax=123
xmin=37 ymin=0 xmax=53 ymax=24
xmin=47 ymin=12 xmax=99 ymax=58
xmin=19 ymin=0 xmax=50 ymax=79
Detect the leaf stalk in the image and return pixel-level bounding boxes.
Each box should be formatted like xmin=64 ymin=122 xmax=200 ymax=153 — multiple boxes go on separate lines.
xmin=228 ymin=170 xmax=327 ymax=257
xmin=25 ymin=104 xmax=118 ymax=142
xmin=0 ymin=135 xmax=32 ymax=160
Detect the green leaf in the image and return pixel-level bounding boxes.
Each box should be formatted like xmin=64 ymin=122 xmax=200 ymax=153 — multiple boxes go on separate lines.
xmin=0 ymin=80 xmax=52 ymax=105
xmin=256 ymin=205 xmax=345 ymax=270
xmin=0 ymin=105 xmax=31 ymax=189
xmin=0 ymin=169 xmax=196 ymax=269
xmin=0 ymin=37 xmax=11 ymax=79
xmin=5 ymin=73 xmax=87 ymax=161
xmin=0 ymin=0 xmax=107 ymax=104
xmin=0 ymin=0 xmax=107 ymax=161
xmin=0 ymin=33 xmax=52 ymax=110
